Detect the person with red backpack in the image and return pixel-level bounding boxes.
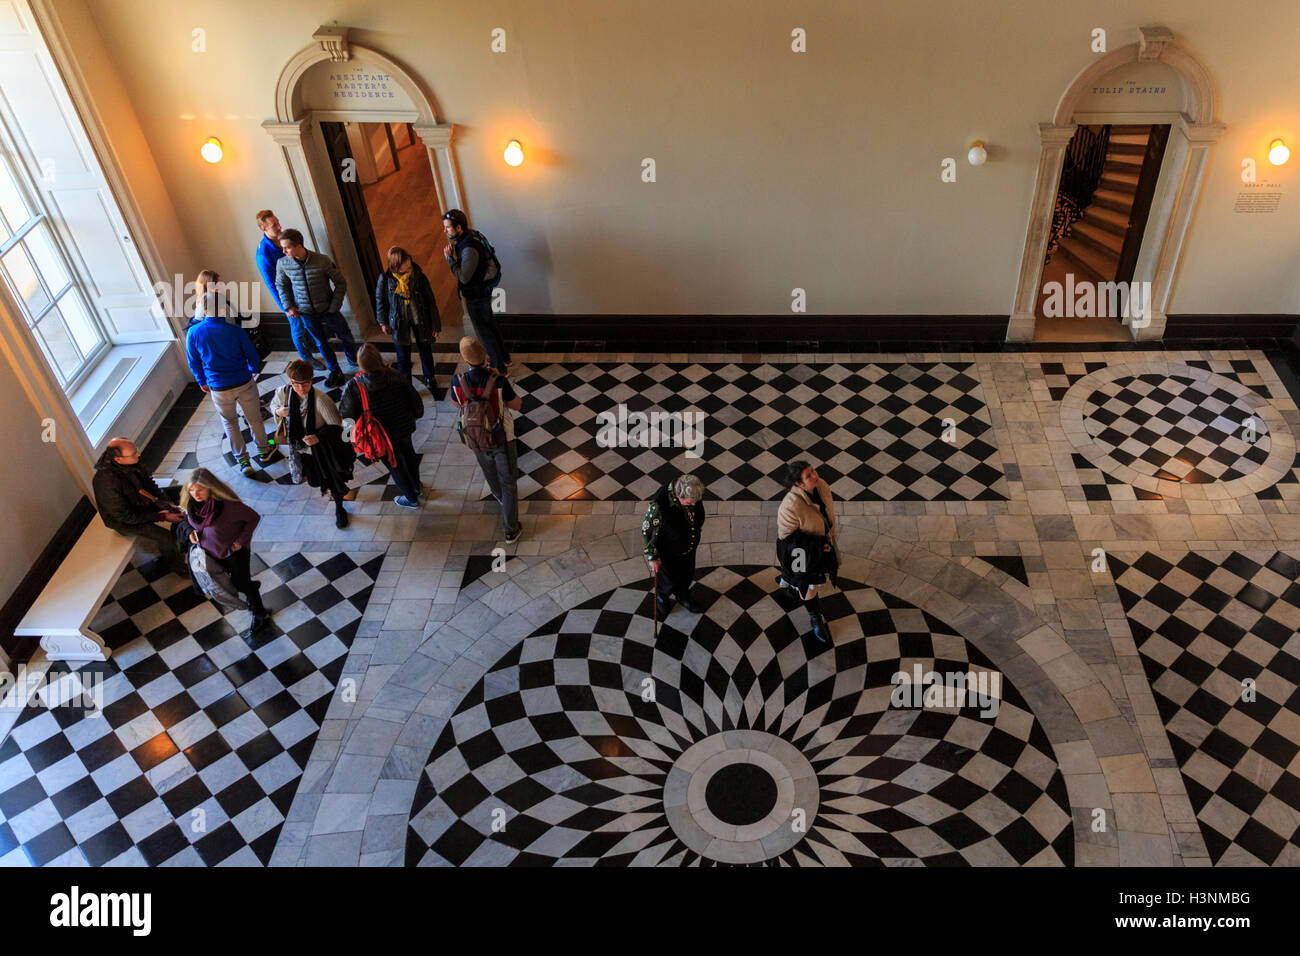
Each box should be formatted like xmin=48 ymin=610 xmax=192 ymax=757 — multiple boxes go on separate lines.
xmin=450 ymin=336 xmax=523 ymax=543
xmin=339 ymin=343 xmax=426 ymax=509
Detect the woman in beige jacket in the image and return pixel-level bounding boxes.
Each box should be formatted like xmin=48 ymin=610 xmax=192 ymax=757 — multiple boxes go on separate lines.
xmin=776 ymin=460 xmax=838 ymax=644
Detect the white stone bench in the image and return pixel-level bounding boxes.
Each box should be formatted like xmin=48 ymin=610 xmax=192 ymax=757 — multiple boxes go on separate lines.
xmin=14 ymin=514 xmax=138 ymax=662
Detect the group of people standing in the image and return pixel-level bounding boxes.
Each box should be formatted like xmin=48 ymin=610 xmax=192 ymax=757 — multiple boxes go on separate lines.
xmin=106 ymin=206 xmax=846 ymax=647
xmin=103 ymin=205 xmax=519 ymax=636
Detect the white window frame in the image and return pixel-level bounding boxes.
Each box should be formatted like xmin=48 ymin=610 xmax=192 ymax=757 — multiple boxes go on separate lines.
xmin=0 ymin=144 xmax=111 ymax=393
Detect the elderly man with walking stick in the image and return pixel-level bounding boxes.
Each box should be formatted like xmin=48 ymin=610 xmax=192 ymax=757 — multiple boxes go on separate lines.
xmin=642 ymin=474 xmax=707 ymax=628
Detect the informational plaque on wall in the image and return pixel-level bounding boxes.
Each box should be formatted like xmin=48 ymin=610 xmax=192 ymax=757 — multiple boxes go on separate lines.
xmin=1234 ymin=186 xmax=1283 ymax=214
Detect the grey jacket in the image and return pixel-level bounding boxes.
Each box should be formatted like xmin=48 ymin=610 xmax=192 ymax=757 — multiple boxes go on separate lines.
xmin=275 ymin=249 xmax=347 ymax=315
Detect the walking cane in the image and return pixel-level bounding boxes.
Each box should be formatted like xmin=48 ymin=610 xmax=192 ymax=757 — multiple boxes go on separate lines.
xmin=651 ymin=564 xmax=659 ymax=641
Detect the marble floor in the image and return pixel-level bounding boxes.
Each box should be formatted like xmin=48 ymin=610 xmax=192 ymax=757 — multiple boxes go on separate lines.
xmin=3 ymin=346 xmax=1300 ymax=866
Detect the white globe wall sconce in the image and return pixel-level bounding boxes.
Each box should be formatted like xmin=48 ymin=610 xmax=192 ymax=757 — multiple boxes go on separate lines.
xmin=967 ymin=141 xmax=988 ymax=166
xmin=201 ymin=137 xmax=224 ymax=164
xmin=1268 ymin=138 xmax=1289 ymax=165
xmin=504 ymin=139 xmax=524 ymax=167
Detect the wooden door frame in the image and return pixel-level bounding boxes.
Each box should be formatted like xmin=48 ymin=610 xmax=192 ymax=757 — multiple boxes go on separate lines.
xmin=262 ymin=28 xmax=465 ymax=337
xmin=1007 ymin=26 xmax=1224 ymax=342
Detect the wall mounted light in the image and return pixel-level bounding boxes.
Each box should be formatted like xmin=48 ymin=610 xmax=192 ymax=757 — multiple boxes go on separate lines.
xmin=967 ymin=141 xmax=988 ymax=166
xmin=200 ymin=137 xmax=224 ymax=163
xmin=1268 ymin=138 xmax=1290 ymax=165
xmin=503 ymin=139 xmax=524 ymax=167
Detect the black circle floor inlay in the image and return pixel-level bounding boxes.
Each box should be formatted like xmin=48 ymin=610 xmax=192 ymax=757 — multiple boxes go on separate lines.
xmin=407 ymin=565 xmax=1075 ymax=866
xmin=704 ymin=763 xmax=778 ymax=826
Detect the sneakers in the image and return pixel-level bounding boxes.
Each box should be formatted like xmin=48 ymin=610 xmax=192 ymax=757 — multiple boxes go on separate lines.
xmin=324 ymin=371 xmax=345 ymax=389
xmin=342 ymin=358 xmax=360 ymax=373
xmin=254 ymin=447 xmax=282 ymax=468
xmin=310 ymin=357 xmax=327 ymax=371
xmin=238 ymin=458 xmax=256 ymax=478
xmin=504 ymin=527 xmax=522 ymax=545
xmin=394 ymin=495 xmax=420 ymax=509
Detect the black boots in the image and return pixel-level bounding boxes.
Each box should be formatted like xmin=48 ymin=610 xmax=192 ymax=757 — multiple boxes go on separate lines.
xmin=243 ymin=585 xmax=272 ymax=639
xmin=335 ymin=502 xmax=350 ymax=528
xmin=808 ymin=609 xmax=831 ymax=644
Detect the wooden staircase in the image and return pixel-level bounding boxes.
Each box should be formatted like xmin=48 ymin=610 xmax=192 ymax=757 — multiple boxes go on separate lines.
xmin=1054 ymin=126 xmax=1149 ymax=283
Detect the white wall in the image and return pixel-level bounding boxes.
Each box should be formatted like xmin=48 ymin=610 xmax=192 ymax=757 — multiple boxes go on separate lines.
xmin=64 ymin=0 xmax=1300 ymax=317
xmin=0 ymin=342 xmax=85 ymax=612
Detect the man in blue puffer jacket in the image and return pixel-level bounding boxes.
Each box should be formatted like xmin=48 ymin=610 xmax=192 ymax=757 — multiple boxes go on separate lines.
xmin=254 ymin=209 xmax=322 ymax=368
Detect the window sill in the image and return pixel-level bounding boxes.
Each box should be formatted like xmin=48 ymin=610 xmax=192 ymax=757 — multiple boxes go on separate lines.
xmin=70 ymin=341 xmax=174 ymax=449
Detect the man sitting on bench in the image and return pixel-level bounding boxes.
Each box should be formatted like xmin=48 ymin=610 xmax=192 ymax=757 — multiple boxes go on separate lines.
xmin=92 ymin=438 xmax=187 ymax=576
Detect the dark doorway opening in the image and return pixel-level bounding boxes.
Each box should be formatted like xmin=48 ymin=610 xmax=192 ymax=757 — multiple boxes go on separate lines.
xmin=1035 ymin=123 xmax=1170 ymax=342
xmin=319 ymin=121 xmax=461 ymax=342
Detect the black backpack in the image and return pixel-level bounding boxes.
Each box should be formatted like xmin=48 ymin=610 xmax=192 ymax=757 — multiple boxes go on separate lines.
xmin=460 ymin=230 xmax=502 ymax=297
xmin=247 ymin=326 xmax=272 ymax=361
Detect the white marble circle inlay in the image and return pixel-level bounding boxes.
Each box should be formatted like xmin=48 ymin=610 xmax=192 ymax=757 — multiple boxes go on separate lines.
xmin=664 ymin=729 xmax=818 ymax=864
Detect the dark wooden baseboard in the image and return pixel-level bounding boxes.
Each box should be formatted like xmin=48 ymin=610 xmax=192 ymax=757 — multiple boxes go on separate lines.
xmin=255 ymin=311 xmax=1300 ymax=354
xmin=1165 ymin=314 xmax=1299 ymax=341
xmin=0 ymin=496 xmax=96 ymax=666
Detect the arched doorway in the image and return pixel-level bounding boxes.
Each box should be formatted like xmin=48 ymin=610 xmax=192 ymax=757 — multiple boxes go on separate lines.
xmin=1007 ymin=26 xmax=1224 ymax=342
xmin=262 ymin=26 xmax=465 ymax=336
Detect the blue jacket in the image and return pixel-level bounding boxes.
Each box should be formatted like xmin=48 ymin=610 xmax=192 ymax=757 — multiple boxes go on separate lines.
xmin=255 ymin=235 xmax=285 ymax=311
xmin=186 ymin=316 xmax=260 ymax=390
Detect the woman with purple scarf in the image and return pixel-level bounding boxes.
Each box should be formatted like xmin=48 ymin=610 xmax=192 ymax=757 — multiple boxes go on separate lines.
xmin=180 ymin=467 xmax=270 ymax=637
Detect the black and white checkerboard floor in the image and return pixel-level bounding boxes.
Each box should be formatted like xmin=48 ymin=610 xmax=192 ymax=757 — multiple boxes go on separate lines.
xmin=1110 ymin=551 xmax=1300 ymax=866
xmin=1042 ymin=359 xmax=1274 ymax=404
xmin=407 ymin=566 xmax=1072 ymax=866
xmin=0 ymin=551 xmax=381 ymax=866
xmin=1072 ymin=452 xmax=1163 ymax=503
xmin=1082 ymin=374 xmax=1270 ymax=484
xmin=510 ymin=361 xmax=1008 ymax=502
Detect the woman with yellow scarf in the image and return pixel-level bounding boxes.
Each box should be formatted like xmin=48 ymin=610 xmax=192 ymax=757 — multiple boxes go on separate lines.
xmin=375 ymin=245 xmax=444 ymax=399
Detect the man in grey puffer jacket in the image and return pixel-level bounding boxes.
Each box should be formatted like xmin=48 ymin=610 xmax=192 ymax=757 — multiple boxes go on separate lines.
xmin=275 ymin=228 xmax=359 ymax=386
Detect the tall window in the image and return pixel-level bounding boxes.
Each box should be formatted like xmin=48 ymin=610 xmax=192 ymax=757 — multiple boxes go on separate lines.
xmin=0 ymin=152 xmax=107 ymax=389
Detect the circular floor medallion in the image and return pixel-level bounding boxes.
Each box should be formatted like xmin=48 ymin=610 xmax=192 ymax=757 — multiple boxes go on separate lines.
xmin=1059 ymin=362 xmax=1295 ymax=498
xmin=406 ymin=566 xmax=1074 ymax=866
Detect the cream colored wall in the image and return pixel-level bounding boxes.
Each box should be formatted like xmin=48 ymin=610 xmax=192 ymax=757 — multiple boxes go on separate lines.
xmin=71 ymin=0 xmax=1300 ymax=317
xmin=0 ymin=340 xmax=84 ymax=610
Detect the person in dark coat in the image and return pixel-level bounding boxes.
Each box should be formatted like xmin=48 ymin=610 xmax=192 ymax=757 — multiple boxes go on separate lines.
xmin=179 ymin=467 xmax=269 ymax=638
xmin=642 ymin=474 xmax=706 ymax=620
xmin=338 ymin=343 xmax=426 ymax=508
xmin=270 ymin=359 xmax=356 ymax=528
xmin=776 ymin=460 xmax=838 ymax=644
xmin=92 ymin=438 xmax=186 ymax=574
xmin=374 ymin=246 xmax=443 ymax=398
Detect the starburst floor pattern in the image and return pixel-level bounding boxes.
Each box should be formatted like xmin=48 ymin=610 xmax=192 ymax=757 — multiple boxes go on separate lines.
xmin=406 ymin=566 xmax=1072 ymax=866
